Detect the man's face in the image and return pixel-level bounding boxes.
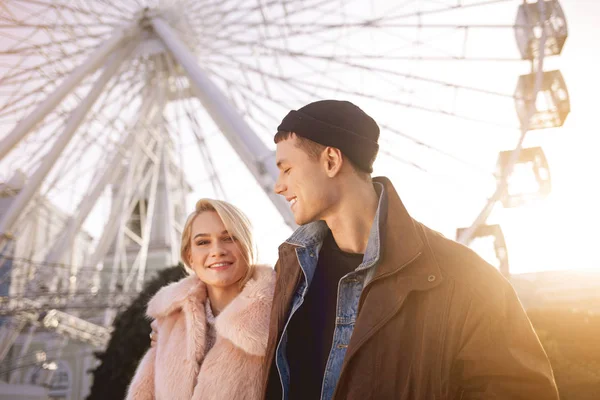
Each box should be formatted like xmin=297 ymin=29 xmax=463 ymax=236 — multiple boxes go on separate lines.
xmin=274 ymin=135 xmax=332 ymax=225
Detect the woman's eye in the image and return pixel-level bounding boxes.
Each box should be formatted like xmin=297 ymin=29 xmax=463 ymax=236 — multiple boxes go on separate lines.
xmin=223 ymin=236 xmax=236 ymax=242
xmin=284 ymin=168 xmax=291 ymax=174
xmin=196 ymin=240 xmax=208 ymax=246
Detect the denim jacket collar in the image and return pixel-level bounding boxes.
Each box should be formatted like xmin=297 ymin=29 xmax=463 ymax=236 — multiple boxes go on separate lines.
xmin=283 ymin=182 xmax=387 ymax=274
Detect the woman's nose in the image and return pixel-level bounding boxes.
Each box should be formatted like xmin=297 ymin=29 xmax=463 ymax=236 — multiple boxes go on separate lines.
xmin=209 ymin=242 xmax=226 ymax=257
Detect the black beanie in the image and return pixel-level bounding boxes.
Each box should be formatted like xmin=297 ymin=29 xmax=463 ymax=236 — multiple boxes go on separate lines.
xmin=276 ymin=100 xmax=380 ymax=173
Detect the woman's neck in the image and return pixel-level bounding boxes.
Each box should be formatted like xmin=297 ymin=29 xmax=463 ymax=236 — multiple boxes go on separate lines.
xmin=206 ymin=284 xmax=242 ymax=316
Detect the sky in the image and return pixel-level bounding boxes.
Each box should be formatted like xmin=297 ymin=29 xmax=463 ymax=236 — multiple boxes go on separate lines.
xmin=477 ymin=0 xmax=600 ymax=273
xmin=462 ymin=0 xmax=600 ymax=273
xmin=1 ymin=0 xmax=599 ymax=277
xmin=187 ymin=0 xmax=600 ymax=275
xmin=203 ymin=0 xmax=600 ymax=275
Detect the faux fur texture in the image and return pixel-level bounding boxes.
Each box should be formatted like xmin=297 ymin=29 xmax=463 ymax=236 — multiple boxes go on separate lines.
xmin=126 ymin=265 xmax=275 ymax=400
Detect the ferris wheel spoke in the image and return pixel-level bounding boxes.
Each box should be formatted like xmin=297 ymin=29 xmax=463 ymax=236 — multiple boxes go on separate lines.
xmin=71 ymin=72 xmax=147 ymax=159
xmin=13 ymin=0 xmax=129 ymax=22
xmin=204 ymin=0 xmax=337 ymax=41
xmin=0 ymin=45 xmax=95 ymax=86
xmin=1 ymin=32 xmax=111 ymax=58
xmin=41 ymin=91 xmax=141 ymax=209
xmin=215 ymin=0 xmax=517 ymax=43
xmin=0 ymin=75 xmax=93 ymax=123
xmin=210 ymin=54 xmax=491 ymax=177
xmin=234 ymin=20 xmax=519 ymax=35
xmin=72 ymin=0 xmax=130 ymax=23
xmin=40 ymin=78 xmax=147 ymax=205
xmin=389 ymin=0 xmax=515 ymax=20
xmin=179 ymin=97 xmax=228 ymax=199
xmin=208 ymin=57 xmax=304 ymax=107
xmin=15 ymin=49 xmax=139 ymax=203
xmin=184 ymin=0 xmax=244 ymax=29
xmin=0 ymin=20 xmax=119 ymax=31
xmin=0 ymin=66 xmax=90 ymax=118
xmin=5 ymin=123 xmax=65 ymax=178
xmin=200 ymin=0 xmax=332 ymax=34
xmin=88 ymin=0 xmax=135 ymax=21
xmin=218 ymin=35 xmax=516 ymax=102
xmin=206 ymin=60 xmax=332 ymax=140
xmin=1 ymin=0 xmax=52 ymax=25
xmin=190 ymin=0 xmax=268 ymax=24
xmin=210 ymin=73 xmax=281 ymax=138
xmin=213 ymin=52 xmax=518 ymax=145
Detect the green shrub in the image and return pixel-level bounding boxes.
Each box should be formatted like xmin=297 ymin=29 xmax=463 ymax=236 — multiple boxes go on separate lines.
xmin=86 ymin=265 xmax=185 ymax=400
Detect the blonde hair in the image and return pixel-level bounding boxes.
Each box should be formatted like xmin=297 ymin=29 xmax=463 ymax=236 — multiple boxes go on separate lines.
xmin=180 ymin=199 xmax=257 ymax=286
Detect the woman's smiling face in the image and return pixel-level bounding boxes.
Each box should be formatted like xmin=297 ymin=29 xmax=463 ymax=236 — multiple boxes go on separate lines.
xmin=187 ymin=211 xmax=249 ymax=289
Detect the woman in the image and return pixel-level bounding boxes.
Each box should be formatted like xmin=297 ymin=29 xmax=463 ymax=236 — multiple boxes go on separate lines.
xmin=126 ymin=199 xmax=274 ymax=400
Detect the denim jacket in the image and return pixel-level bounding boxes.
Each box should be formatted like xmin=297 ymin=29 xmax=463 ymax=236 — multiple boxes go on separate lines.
xmin=274 ymin=183 xmax=387 ymax=400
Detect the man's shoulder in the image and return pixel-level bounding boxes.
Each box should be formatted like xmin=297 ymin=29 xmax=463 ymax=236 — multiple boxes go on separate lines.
xmin=417 ymin=222 xmax=514 ymax=306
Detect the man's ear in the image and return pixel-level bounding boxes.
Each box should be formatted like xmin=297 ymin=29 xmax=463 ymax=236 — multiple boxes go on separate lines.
xmin=323 ymin=147 xmax=343 ymax=178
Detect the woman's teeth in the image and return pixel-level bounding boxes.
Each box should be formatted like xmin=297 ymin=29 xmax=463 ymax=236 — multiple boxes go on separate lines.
xmin=209 ymin=262 xmax=232 ymax=269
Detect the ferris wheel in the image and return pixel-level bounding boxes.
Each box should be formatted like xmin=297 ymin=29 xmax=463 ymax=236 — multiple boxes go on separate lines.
xmin=0 ymin=0 xmax=569 ymax=380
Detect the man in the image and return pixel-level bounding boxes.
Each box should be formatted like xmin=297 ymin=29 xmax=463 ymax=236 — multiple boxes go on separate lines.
xmin=262 ymin=100 xmax=558 ymax=399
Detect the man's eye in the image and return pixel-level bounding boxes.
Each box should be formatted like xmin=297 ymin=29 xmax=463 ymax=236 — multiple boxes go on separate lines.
xmin=284 ymin=168 xmax=291 ymax=174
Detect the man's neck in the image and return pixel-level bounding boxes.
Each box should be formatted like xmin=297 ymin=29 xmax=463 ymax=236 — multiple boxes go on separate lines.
xmin=206 ymin=284 xmax=242 ymax=316
xmin=324 ymin=180 xmax=379 ymax=254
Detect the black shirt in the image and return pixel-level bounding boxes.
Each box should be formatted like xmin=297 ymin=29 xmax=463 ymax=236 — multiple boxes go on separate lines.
xmin=283 ymin=230 xmax=364 ymax=400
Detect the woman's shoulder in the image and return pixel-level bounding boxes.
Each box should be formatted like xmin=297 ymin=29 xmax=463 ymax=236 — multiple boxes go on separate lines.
xmin=251 ymin=264 xmax=275 ymax=281
xmin=242 ymin=265 xmax=275 ymax=299
xmin=146 ymin=274 xmax=206 ymax=319
xmin=214 ymin=265 xmax=275 ymax=356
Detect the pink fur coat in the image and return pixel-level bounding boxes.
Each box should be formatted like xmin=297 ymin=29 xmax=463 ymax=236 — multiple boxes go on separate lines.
xmin=126 ymin=265 xmax=275 ymax=400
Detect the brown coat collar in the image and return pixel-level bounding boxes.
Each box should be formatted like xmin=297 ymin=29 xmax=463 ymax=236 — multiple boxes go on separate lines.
xmin=371 ymin=176 xmax=425 ymax=279
xmin=339 ymin=177 xmax=443 ymax=371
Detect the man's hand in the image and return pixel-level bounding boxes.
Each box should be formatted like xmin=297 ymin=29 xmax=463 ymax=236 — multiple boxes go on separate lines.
xmin=149 ymin=320 xmax=158 ymax=348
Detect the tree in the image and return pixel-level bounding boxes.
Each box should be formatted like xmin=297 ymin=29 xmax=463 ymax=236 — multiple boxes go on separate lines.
xmin=86 ymin=265 xmax=186 ymax=400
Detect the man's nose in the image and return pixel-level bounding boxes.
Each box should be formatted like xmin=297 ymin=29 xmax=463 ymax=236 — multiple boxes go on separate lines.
xmin=274 ymin=176 xmax=285 ymax=195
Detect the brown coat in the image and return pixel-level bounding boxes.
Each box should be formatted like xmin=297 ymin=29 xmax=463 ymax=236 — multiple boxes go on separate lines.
xmin=261 ymin=177 xmax=558 ymax=400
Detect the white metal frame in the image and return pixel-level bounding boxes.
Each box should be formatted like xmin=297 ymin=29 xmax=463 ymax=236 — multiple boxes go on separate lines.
xmin=0 ymin=12 xmax=301 ymax=359
xmin=151 ymin=17 xmax=296 ymax=229
xmin=458 ymin=0 xmax=548 ymax=245
xmin=0 ymin=23 xmax=138 ymax=161
xmin=0 ymin=46 xmax=131 ymax=244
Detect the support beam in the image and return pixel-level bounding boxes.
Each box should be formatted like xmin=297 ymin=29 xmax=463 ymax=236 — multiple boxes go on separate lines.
xmin=134 ymin=140 xmax=163 ymax=292
xmin=9 ymin=325 xmax=36 ymax=384
xmin=42 ymin=311 xmax=110 ymax=348
xmin=0 ymin=24 xmax=137 ymax=161
xmin=160 ymin=144 xmax=182 ymax=266
xmin=44 ymin=98 xmax=155 ymax=266
xmin=41 ymin=336 xmax=68 ymax=386
xmin=0 ymin=318 xmax=26 ymax=364
xmin=90 ymin=142 xmax=150 ymax=285
xmin=87 ymin=99 xmax=161 ymax=276
xmin=0 ymin=48 xmax=130 ymax=244
xmin=151 ymin=17 xmax=296 ymax=229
